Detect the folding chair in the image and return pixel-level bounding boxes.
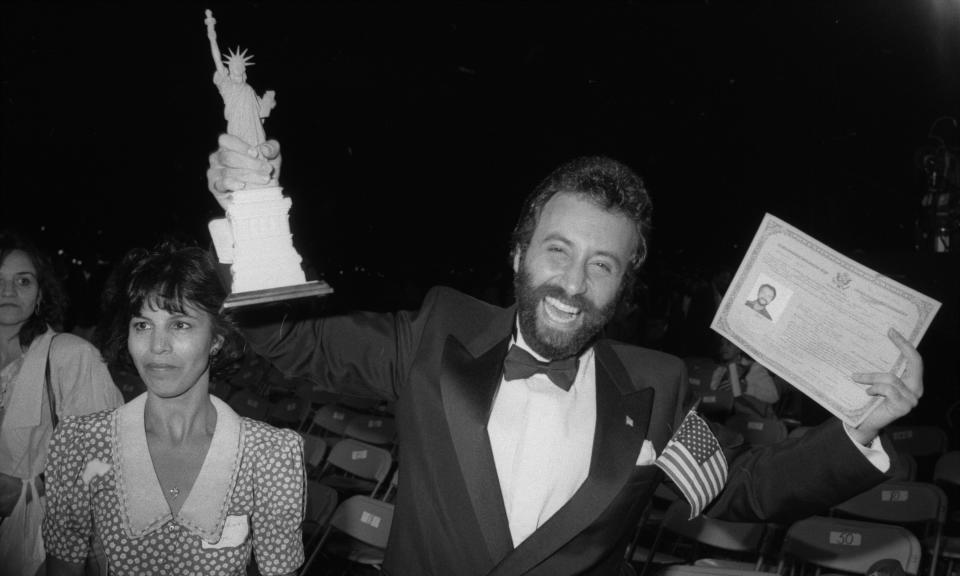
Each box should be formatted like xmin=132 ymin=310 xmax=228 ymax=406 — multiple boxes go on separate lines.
xmin=885 ymin=425 xmax=949 ymax=458
xmin=292 ymin=380 xmax=342 ymax=432
xmin=317 ymin=437 xmax=393 ymax=498
xmin=299 ymin=495 xmax=394 ymax=576
xmin=777 ymin=516 xmax=922 ymax=576
xmin=226 ymin=388 xmax=270 ymax=421
xmin=655 ymin=565 xmax=778 ymax=576
xmin=684 ymin=357 xmax=719 ymax=393
xmin=684 ymin=357 xmax=733 ymax=420
xmin=885 ymin=425 xmax=949 ymax=481
xmin=637 ymin=499 xmax=772 ymax=576
xmin=380 ymin=468 xmax=399 ymax=503
xmin=723 ymin=413 xmax=787 ymax=447
xmin=831 ymin=480 xmax=947 ymax=576
xmin=931 ymin=452 xmax=960 ymax=576
xmin=335 ymin=394 xmax=385 ymax=413
xmin=301 ymin=434 xmax=328 ymax=471
xmin=343 ymin=413 xmax=397 ymax=447
xmin=891 ymin=452 xmax=918 ymax=482
xmin=266 ymin=395 xmax=311 ymax=430
xmin=302 ymin=479 xmax=338 ymax=553
xmin=294 ymin=380 xmax=342 ymax=406
xmin=627 ymin=484 xmax=683 ymax=569
xmin=307 ymin=404 xmax=362 ymax=440
xmin=933 ymin=451 xmax=960 ymax=514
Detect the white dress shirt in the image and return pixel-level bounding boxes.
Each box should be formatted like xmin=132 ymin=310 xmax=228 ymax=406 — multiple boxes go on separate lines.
xmin=488 ymin=328 xmax=596 ymax=547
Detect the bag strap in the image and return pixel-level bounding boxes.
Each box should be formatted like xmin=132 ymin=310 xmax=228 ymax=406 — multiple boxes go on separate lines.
xmin=44 ymin=333 xmax=59 ymax=429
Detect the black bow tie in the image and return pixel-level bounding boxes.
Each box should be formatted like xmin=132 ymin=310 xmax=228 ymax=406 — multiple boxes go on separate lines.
xmin=502 ymin=345 xmax=579 ymax=391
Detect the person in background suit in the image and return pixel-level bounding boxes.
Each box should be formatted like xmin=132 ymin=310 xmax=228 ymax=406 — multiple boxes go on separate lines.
xmin=208 ymin=136 xmax=923 ymax=576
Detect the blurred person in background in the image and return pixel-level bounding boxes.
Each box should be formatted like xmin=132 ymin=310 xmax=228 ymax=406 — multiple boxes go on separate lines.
xmin=0 ymin=230 xmax=123 ymax=576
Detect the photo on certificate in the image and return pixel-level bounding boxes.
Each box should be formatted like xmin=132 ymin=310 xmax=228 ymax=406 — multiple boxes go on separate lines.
xmin=743 ymin=274 xmax=792 ymax=323
xmin=712 ymin=214 xmax=941 ymax=428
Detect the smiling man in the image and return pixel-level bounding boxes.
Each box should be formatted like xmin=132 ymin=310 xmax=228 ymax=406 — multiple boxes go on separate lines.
xmin=209 ymin=141 xmax=924 ymax=576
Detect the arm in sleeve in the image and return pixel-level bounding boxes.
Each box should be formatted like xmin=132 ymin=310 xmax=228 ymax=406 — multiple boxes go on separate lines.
xmin=51 ymin=336 xmax=124 ymax=418
xmin=844 ymin=423 xmax=890 ymax=472
xmin=42 ymin=416 xmax=96 ymax=564
xmin=705 ymin=418 xmax=889 ymax=524
xmin=237 ymin=288 xmax=444 ymax=401
xmin=251 ymin=428 xmax=306 ymax=576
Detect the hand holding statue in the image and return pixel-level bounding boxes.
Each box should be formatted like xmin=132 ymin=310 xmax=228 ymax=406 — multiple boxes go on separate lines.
xmin=207 ymin=134 xmax=281 ymax=208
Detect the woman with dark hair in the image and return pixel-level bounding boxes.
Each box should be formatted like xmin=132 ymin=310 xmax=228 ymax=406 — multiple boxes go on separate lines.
xmin=43 ymin=242 xmax=306 ymax=576
xmin=0 ymin=230 xmax=123 ymax=576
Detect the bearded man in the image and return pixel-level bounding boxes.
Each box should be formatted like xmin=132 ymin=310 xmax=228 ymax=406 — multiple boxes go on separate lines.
xmin=208 ymin=137 xmax=923 ymax=576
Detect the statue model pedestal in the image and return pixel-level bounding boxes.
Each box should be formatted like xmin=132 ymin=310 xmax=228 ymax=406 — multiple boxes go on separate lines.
xmin=209 ymin=188 xmax=332 ymax=309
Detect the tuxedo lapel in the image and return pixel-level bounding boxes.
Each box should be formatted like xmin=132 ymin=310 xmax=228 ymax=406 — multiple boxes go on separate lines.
xmin=489 ymin=341 xmax=654 ymax=576
xmin=441 ymin=333 xmax=515 ymax=565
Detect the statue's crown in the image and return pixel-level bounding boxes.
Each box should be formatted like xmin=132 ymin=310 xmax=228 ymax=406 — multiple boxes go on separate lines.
xmin=223 ymin=46 xmax=255 ymax=70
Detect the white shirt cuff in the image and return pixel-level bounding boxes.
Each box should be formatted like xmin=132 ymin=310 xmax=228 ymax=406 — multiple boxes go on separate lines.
xmin=843 ymin=425 xmax=890 ymax=472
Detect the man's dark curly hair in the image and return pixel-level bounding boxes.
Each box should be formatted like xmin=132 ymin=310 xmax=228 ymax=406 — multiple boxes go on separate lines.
xmin=0 ymin=230 xmax=69 ymax=349
xmin=99 ymin=241 xmax=244 ymax=381
xmin=510 ymin=156 xmax=653 ymax=297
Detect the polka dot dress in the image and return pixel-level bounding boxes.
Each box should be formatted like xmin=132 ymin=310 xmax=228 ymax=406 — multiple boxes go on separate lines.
xmin=42 ymin=408 xmax=306 ymax=576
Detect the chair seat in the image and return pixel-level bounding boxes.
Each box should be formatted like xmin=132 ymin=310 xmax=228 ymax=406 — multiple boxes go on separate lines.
xmin=320 ymin=475 xmax=378 ymax=495
xmin=325 ymin=532 xmax=386 ymax=565
xmin=935 ymin=534 xmax=960 ymax=558
xmin=630 ymin=547 xmax=684 ymax=565
xmin=656 ymin=566 xmax=779 ymax=576
xmin=693 ymin=559 xmax=762 ymax=570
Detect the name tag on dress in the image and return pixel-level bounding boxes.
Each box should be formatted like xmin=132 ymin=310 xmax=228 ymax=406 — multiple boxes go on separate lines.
xmin=201 ymin=514 xmax=249 ymax=549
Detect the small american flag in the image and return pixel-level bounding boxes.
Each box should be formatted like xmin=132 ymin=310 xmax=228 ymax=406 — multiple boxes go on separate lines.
xmin=655 ymin=407 xmax=728 ymax=519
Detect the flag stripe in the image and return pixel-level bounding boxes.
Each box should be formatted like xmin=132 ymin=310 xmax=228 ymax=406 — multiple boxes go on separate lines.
xmin=658 ymin=451 xmax=706 ymax=512
xmin=660 ymin=445 xmax=710 ymax=511
xmin=655 ymin=408 xmax=728 ymax=518
xmin=659 ymin=445 xmax=708 ymax=506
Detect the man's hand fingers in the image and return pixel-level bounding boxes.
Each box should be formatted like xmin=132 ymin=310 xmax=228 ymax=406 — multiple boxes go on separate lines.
xmin=259 ymin=139 xmax=281 ymax=160
xmin=853 ymin=370 xmax=921 ymax=419
xmin=208 ymin=134 xmax=282 ymax=194
xmin=207 ymin=167 xmax=270 ymax=194
xmin=217 ymin=133 xmax=254 ymax=154
xmin=865 ymin=380 xmax=920 ymax=414
xmin=879 ymin=328 xmax=925 ymax=400
xmin=218 ymin=147 xmax=272 ymax=174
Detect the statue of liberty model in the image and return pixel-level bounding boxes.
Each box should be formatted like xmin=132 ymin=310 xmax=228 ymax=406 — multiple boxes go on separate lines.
xmin=204 ymin=9 xmax=331 ymax=306
xmin=206 ymin=11 xmax=275 ymax=154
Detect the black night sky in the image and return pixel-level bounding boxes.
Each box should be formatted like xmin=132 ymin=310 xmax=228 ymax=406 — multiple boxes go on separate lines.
xmin=3 ymin=2 xmax=959 ymax=416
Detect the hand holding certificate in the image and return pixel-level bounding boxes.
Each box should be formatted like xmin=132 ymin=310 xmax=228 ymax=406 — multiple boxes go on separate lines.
xmin=712 ymin=214 xmax=938 ymax=434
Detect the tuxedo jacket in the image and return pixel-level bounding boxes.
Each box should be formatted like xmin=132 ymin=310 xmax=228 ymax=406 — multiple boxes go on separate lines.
xmin=245 ymin=286 xmax=890 ymax=576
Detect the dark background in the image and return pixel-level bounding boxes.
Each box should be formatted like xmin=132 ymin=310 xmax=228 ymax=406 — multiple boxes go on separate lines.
xmin=3 ymin=2 xmax=959 ymax=424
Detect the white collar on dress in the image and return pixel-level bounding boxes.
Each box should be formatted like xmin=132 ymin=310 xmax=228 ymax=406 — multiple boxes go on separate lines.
xmin=115 ymin=392 xmax=244 ymax=543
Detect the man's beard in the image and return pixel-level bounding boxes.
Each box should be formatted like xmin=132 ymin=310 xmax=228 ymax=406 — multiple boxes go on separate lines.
xmin=513 ymin=265 xmax=621 ymax=360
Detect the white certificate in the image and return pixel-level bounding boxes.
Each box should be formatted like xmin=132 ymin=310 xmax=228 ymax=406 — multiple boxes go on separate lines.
xmin=711 ymin=214 xmax=941 ymax=428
